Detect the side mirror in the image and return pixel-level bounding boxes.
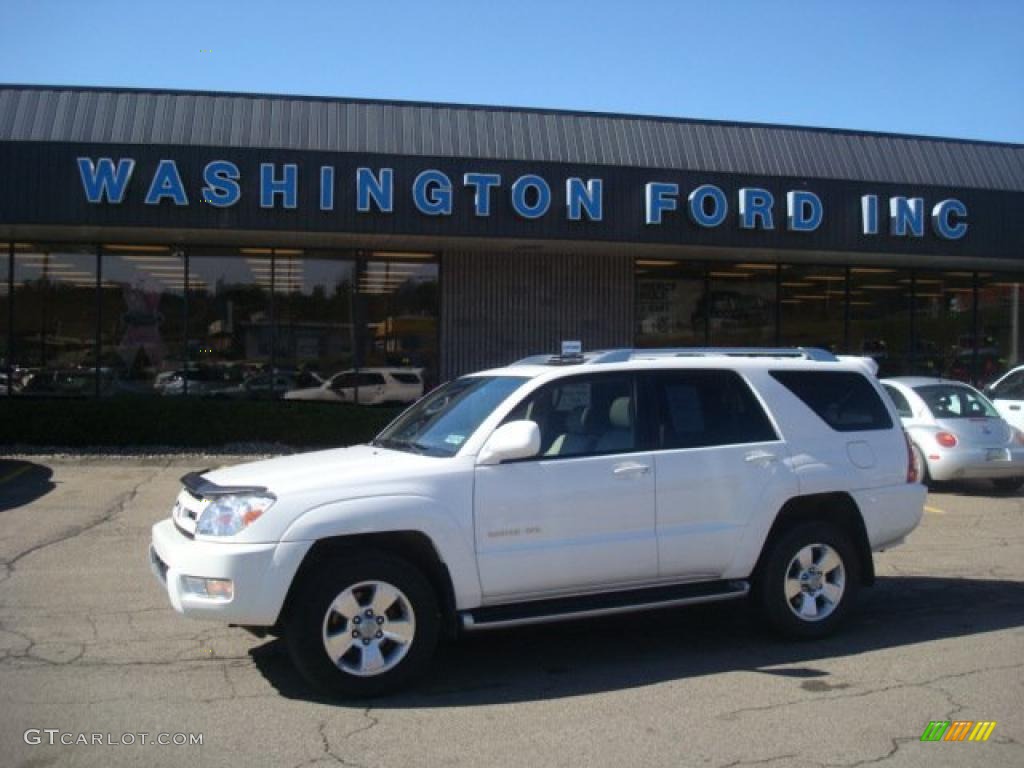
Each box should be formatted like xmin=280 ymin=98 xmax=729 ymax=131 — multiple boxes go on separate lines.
xmin=477 ymin=420 xmax=541 ymax=465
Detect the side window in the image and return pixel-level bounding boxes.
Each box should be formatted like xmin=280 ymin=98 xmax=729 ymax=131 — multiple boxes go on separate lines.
xmin=771 ymin=371 xmax=893 ymax=432
xmin=882 ymin=384 xmax=913 ymax=419
xmin=504 ymin=373 xmax=636 ymax=458
xmin=390 ymin=372 xmax=421 ymax=384
xmin=991 ymin=370 xmax=1024 ymax=400
xmin=647 ymin=370 xmax=778 ymax=449
xmin=359 ymin=373 xmax=386 ymax=386
xmin=332 ymin=373 xmax=357 ymax=390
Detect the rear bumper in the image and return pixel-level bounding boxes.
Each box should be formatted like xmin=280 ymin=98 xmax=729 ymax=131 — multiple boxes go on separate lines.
xmin=149 ymin=519 xmax=311 ymax=626
xmin=852 ymin=483 xmax=926 ymax=552
xmin=925 ymin=446 xmax=1024 ymax=481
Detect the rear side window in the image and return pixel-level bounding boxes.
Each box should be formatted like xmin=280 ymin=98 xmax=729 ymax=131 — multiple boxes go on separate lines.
xmin=644 ymin=370 xmax=778 ymax=449
xmin=390 ymin=372 xmax=421 ymax=384
xmin=914 ymin=384 xmax=998 ymax=419
xmin=882 ymin=384 xmax=913 ymax=419
xmin=771 ymin=371 xmax=893 ymax=432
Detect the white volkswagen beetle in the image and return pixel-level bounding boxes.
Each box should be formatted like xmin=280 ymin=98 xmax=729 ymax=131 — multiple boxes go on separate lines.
xmin=881 ymin=377 xmax=1024 ymax=491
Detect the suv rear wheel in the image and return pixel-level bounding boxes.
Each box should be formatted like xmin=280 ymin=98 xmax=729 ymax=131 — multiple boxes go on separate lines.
xmin=285 ymin=551 xmax=440 ymax=698
xmin=755 ymin=521 xmax=860 ymax=639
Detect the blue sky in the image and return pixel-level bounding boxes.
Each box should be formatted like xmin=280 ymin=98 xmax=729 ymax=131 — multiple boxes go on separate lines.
xmin=2 ymin=0 xmax=1022 ymax=143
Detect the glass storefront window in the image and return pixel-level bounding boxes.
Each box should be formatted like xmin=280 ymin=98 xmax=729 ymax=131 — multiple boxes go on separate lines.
xmin=100 ymin=245 xmax=186 ymax=395
xmin=848 ymin=267 xmax=912 ymax=378
xmin=1 ymin=244 xmax=9 ymax=395
xmin=977 ymin=274 xmax=1024 ymax=386
xmin=912 ymin=271 xmax=975 ymax=380
xmin=635 ymin=260 xmax=707 ymax=347
xmin=12 ymin=244 xmax=98 ymax=397
xmin=274 ymin=250 xmax=356 ymax=393
xmin=186 ymin=249 xmax=273 ymax=396
xmin=706 ymin=263 xmax=777 ymax=346
xmin=779 ymin=265 xmax=846 ymax=352
xmin=357 ymin=253 xmax=439 ymax=388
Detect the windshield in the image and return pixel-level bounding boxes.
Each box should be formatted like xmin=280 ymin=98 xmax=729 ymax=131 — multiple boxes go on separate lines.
xmin=372 ymin=375 xmax=529 ymax=456
xmin=914 ymin=384 xmax=999 ymax=419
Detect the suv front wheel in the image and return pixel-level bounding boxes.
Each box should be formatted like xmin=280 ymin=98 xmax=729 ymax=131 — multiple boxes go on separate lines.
xmin=755 ymin=521 xmax=861 ymax=639
xmin=285 ymin=551 xmax=440 ymax=698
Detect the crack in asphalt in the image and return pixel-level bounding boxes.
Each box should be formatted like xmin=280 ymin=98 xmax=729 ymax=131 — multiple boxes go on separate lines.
xmin=717 ymin=753 xmax=799 ymax=768
xmin=343 ymin=706 xmax=379 ymax=740
xmin=720 ymin=661 xmax=1024 ymax=721
xmin=288 ymin=720 xmax=371 ymax=768
xmin=0 ymin=462 xmax=170 ymax=578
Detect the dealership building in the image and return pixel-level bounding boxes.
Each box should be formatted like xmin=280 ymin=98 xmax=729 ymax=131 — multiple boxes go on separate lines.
xmin=1 ymin=84 xmax=1023 ymax=399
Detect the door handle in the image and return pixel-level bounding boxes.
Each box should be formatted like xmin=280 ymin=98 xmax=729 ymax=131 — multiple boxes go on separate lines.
xmin=1010 ymin=405 xmax=1021 ymax=411
xmin=613 ymin=462 xmax=651 ymax=477
xmin=744 ymin=450 xmax=778 ymax=464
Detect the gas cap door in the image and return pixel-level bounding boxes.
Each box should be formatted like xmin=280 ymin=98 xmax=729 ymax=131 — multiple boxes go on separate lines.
xmin=846 ymin=440 xmax=876 ymax=469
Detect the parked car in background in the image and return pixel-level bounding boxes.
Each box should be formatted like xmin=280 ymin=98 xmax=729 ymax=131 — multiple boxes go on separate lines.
xmin=215 ymin=372 xmax=299 ymax=400
xmin=18 ymin=369 xmax=97 ymax=397
xmin=882 ymin=377 xmax=1024 ymax=491
xmin=159 ymin=367 xmax=239 ymax=397
xmin=284 ymin=368 xmax=424 ymax=405
xmin=983 ymin=364 xmax=1024 ymax=432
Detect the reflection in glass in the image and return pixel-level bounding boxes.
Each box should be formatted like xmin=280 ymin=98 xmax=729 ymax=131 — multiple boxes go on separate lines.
xmin=274 ymin=251 xmax=355 ymax=390
xmin=848 ymin=267 xmax=912 ymax=378
xmin=912 ymin=271 xmax=975 ymax=380
xmin=635 ymin=260 xmax=706 ymax=347
xmin=1 ymin=244 xmax=9 ymax=395
xmin=706 ymin=263 xmax=777 ymax=346
xmin=358 ymin=255 xmax=439 ymax=388
xmin=977 ymin=275 xmax=1024 ymax=386
xmin=100 ymin=246 xmax=186 ymax=395
xmin=779 ymin=265 xmax=846 ymax=352
xmin=12 ymin=244 xmax=98 ymax=396
xmin=185 ymin=249 xmax=272 ymax=396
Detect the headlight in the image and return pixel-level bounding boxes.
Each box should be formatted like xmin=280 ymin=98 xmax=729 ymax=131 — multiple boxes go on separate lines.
xmin=196 ymin=494 xmax=275 ymax=536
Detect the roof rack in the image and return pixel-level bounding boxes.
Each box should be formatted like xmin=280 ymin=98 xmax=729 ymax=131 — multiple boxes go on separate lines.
xmin=511 ymin=347 xmax=839 ymax=366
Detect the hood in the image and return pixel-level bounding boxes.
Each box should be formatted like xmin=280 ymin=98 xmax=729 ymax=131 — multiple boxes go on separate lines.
xmin=201 ymin=444 xmax=438 ymax=497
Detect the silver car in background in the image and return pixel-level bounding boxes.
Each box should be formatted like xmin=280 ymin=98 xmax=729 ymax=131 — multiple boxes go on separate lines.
xmin=881 ymin=377 xmax=1024 ymax=492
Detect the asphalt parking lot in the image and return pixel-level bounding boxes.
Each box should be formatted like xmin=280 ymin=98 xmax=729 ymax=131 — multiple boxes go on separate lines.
xmin=0 ymin=456 xmax=1021 ymax=768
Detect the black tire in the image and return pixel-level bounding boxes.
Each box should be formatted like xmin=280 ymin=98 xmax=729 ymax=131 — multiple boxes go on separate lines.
xmin=992 ymin=477 xmax=1024 ymax=493
xmin=284 ymin=550 xmax=440 ymax=698
xmin=912 ymin=445 xmax=932 ymax=488
xmin=754 ymin=521 xmax=861 ymax=640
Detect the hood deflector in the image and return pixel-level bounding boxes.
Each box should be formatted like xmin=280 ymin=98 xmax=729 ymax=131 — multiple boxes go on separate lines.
xmin=180 ymin=471 xmax=269 ymax=498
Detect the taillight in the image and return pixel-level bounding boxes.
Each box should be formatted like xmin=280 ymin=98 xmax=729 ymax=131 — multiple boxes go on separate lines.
xmin=936 ymin=431 xmax=958 ymax=448
xmin=905 ymin=431 xmax=919 ymax=483
xmin=1015 ymin=429 xmax=1024 ymax=446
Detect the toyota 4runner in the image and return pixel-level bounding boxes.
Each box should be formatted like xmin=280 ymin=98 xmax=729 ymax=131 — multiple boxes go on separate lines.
xmin=149 ymin=348 xmax=925 ymax=697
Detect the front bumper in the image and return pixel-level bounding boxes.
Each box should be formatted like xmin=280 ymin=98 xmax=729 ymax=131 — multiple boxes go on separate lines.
xmin=149 ymin=519 xmax=311 ymax=625
xmin=924 ymin=445 xmax=1024 ymax=482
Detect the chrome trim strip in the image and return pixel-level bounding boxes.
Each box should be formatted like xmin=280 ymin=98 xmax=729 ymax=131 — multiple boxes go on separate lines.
xmin=460 ymin=583 xmax=749 ymax=631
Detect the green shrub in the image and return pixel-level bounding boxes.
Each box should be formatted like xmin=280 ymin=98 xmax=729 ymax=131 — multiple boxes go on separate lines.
xmin=0 ymin=398 xmax=404 ymax=449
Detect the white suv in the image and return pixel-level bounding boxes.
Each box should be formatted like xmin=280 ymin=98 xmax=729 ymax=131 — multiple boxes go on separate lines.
xmin=150 ymin=348 xmax=925 ymax=697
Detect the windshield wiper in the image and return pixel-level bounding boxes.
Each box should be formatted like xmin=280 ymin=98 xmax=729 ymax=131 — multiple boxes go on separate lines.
xmin=371 ymin=437 xmax=429 ymax=454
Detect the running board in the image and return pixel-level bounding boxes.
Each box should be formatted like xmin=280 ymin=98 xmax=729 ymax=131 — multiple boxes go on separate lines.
xmin=460 ymin=579 xmax=749 ymax=631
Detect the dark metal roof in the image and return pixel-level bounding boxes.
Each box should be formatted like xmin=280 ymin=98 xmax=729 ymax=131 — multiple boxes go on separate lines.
xmin=2 ymin=84 xmax=1023 ymax=191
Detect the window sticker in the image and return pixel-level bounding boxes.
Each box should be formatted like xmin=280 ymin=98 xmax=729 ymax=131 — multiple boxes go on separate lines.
xmin=445 ymin=434 xmax=466 ymax=446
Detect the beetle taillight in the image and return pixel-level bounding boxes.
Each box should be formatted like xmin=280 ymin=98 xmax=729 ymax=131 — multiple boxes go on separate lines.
xmin=936 ymin=431 xmax=958 ymax=448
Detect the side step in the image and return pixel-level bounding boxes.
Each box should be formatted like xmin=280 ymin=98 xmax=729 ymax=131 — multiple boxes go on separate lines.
xmin=460 ymin=579 xmax=749 ymax=631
